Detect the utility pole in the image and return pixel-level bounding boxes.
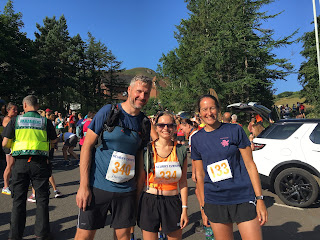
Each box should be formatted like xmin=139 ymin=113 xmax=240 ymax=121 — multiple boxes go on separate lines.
xmin=312 ymin=0 xmax=320 ymax=88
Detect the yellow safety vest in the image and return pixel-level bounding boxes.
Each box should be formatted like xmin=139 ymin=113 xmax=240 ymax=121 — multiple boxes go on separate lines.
xmin=12 ymin=112 xmax=49 ymax=157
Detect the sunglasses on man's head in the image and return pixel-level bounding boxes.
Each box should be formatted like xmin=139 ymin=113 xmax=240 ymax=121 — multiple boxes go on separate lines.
xmin=156 ymin=123 xmax=175 ymax=129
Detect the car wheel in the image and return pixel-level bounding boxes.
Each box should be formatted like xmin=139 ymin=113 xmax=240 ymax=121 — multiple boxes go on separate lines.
xmin=274 ymin=168 xmax=319 ymax=208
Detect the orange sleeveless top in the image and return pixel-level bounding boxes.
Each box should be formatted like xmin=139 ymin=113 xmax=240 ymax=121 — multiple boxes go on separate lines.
xmin=146 ymin=141 xmax=181 ymax=191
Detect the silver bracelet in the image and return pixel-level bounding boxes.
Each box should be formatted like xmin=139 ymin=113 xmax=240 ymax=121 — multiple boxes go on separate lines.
xmin=182 ymin=205 xmax=188 ymax=209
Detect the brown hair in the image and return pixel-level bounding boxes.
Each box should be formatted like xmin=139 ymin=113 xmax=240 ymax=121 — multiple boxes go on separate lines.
xmin=197 ymin=94 xmax=220 ymax=112
xmin=155 ymin=111 xmax=175 ymax=125
xmin=180 ymin=118 xmax=193 ymax=126
xmin=6 ymin=102 xmax=17 ymax=113
xmin=49 ymin=113 xmax=56 ymax=121
xmin=252 ymin=123 xmax=264 ymax=136
xmin=87 ymin=111 xmax=96 ymax=119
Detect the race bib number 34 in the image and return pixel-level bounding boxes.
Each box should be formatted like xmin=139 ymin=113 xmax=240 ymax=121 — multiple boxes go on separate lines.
xmin=106 ymin=151 xmax=135 ymax=183
xmin=207 ymin=159 xmax=232 ymax=183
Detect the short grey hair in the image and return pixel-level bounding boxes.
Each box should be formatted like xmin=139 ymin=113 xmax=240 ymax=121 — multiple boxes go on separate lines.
xmin=231 ymin=114 xmax=238 ymax=120
xmin=23 ymin=95 xmax=39 ymax=107
xmin=129 ymin=75 xmax=152 ymax=87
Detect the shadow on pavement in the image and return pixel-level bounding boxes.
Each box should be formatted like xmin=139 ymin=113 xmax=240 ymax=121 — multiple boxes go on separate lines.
xmin=182 ymin=210 xmax=201 ymax=239
xmin=56 ymin=180 xmax=80 ymax=188
xmin=50 ymin=215 xmax=78 ymax=240
xmin=0 ymin=206 xmax=56 ymax=239
xmin=0 ymin=211 xmax=11 ymax=227
xmin=234 ymin=222 xmax=320 ymax=240
xmin=188 ymin=187 xmax=195 ymax=197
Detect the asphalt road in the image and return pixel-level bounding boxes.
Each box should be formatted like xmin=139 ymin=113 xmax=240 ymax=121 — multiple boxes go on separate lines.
xmin=0 ymin=143 xmax=320 ymax=240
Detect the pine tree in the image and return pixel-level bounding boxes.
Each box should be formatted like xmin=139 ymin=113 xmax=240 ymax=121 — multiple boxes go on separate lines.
xmin=298 ymin=16 xmax=320 ymax=116
xmin=158 ymin=0 xmax=296 ymax=112
xmin=0 ymin=0 xmax=36 ymax=103
xmin=85 ymin=32 xmax=124 ymax=110
xmin=34 ymin=15 xmax=76 ymax=110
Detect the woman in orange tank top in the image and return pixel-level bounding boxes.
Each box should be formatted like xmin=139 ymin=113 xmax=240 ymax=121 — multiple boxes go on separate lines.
xmin=138 ymin=112 xmax=188 ymax=240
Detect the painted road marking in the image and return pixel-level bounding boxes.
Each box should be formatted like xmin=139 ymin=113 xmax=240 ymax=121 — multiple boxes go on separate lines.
xmin=273 ymin=203 xmax=304 ymax=210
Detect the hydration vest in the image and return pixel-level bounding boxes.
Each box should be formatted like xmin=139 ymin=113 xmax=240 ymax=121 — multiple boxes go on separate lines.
xmin=98 ymin=103 xmax=151 ymax=145
xmin=12 ymin=112 xmax=49 ymax=157
xmin=144 ymin=141 xmax=187 ymax=173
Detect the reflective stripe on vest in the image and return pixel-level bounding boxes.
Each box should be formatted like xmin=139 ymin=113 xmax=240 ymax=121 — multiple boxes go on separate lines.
xmin=12 ymin=113 xmax=49 ymax=157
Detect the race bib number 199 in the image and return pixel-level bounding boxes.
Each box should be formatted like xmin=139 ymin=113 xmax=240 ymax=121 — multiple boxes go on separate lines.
xmin=106 ymin=151 xmax=135 ymax=183
xmin=207 ymin=159 xmax=232 ymax=183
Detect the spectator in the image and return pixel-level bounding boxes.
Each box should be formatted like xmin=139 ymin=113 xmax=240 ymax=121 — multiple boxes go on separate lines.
xmin=58 ymin=132 xmax=79 ymax=166
xmin=231 ymin=114 xmax=242 ymax=126
xmin=247 ymin=117 xmax=256 ymax=134
xmin=249 ymin=123 xmax=265 ymax=151
xmin=45 ymin=108 xmax=52 ymax=119
xmin=300 ymin=103 xmax=306 ymax=118
xmin=69 ymin=111 xmax=76 ymax=133
xmin=222 ymin=112 xmax=231 ymax=123
xmin=77 ymin=113 xmax=84 ymax=127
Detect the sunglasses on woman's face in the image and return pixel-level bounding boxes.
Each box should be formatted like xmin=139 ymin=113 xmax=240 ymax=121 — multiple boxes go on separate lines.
xmin=156 ymin=123 xmax=175 ymax=129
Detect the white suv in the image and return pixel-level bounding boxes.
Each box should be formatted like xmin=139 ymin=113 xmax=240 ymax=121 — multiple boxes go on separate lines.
xmin=253 ymin=119 xmax=320 ymax=207
xmin=227 ymin=102 xmax=320 ymax=207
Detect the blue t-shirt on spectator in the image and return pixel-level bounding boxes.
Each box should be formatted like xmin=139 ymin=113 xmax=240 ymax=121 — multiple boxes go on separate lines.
xmin=76 ymin=118 xmax=84 ymax=127
xmin=191 ymin=123 xmax=254 ymax=205
xmin=59 ymin=132 xmax=76 ymax=142
xmin=88 ymin=103 xmax=149 ymax=193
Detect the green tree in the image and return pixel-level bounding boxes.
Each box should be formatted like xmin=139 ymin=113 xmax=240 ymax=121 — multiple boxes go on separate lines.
xmin=34 ymin=15 xmax=76 ymax=111
xmin=0 ymin=0 xmax=37 ymax=103
xmin=298 ymin=16 xmax=320 ymax=116
xmin=142 ymin=97 xmax=161 ymax=116
xmin=85 ymin=32 xmax=124 ymax=111
xmin=158 ymin=0 xmax=295 ymax=113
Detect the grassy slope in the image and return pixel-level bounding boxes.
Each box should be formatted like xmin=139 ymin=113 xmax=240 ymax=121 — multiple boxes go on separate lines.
xmin=274 ymin=96 xmax=312 ymax=110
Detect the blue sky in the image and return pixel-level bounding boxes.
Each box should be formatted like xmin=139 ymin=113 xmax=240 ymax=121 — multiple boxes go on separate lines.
xmin=0 ymin=0 xmax=317 ymax=94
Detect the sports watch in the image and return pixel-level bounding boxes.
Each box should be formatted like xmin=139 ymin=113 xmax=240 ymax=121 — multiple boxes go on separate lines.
xmin=255 ymin=195 xmax=264 ymax=200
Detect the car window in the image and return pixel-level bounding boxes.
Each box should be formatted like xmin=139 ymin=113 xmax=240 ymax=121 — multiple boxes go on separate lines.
xmin=309 ymin=124 xmax=320 ymax=144
xmin=260 ymin=123 xmax=302 ymax=139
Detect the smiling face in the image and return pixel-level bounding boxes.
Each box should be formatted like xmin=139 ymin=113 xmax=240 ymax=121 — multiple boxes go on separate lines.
xmin=156 ymin=114 xmax=175 ymax=140
xmin=199 ymin=97 xmax=219 ymax=127
xmin=127 ymin=80 xmax=151 ymax=110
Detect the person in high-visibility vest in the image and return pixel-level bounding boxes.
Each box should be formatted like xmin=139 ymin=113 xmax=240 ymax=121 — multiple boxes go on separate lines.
xmin=2 ymin=95 xmax=58 ymax=240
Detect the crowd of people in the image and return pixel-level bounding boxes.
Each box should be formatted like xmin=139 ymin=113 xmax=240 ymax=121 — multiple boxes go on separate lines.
xmin=0 ymin=74 xmax=268 ymax=240
xmin=278 ymin=102 xmax=306 ymax=119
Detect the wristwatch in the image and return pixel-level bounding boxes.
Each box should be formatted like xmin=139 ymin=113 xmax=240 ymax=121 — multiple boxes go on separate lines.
xmin=201 ymin=206 xmax=205 ymax=210
xmin=255 ymin=195 xmax=264 ymax=200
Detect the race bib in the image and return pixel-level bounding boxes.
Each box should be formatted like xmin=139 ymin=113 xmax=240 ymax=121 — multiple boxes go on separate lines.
xmin=207 ymin=159 xmax=232 ymax=183
xmin=154 ymin=161 xmax=182 ymax=184
xmin=106 ymin=151 xmax=135 ymax=183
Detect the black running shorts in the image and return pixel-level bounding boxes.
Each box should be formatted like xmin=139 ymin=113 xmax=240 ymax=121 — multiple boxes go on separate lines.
xmin=65 ymin=135 xmax=78 ymax=147
xmin=77 ymin=187 xmax=137 ymax=230
xmin=138 ymin=192 xmax=182 ymax=234
xmin=204 ymin=201 xmax=257 ymax=224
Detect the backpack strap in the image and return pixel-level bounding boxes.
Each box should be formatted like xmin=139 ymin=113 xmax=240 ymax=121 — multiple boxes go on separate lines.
xmin=144 ymin=142 xmax=187 ymax=174
xmin=103 ymin=104 xmax=120 ymax=132
xmin=144 ymin=142 xmax=154 ymax=173
xmin=176 ymin=143 xmax=187 ymax=167
xmin=140 ymin=114 xmax=151 ymax=142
